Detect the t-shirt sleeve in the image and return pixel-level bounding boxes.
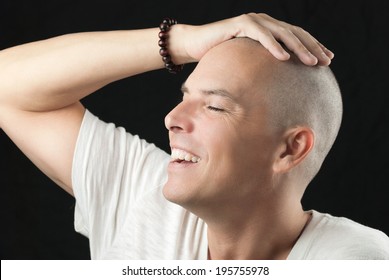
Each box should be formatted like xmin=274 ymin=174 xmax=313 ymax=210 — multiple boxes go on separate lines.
xmin=71 ymin=110 xmax=170 ymax=251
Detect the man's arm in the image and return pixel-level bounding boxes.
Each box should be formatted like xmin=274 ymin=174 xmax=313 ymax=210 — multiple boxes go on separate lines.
xmin=0 ymin=13 xmax=333 ymax=196
xmin=0 ymin=29 xmax=163 ymax=195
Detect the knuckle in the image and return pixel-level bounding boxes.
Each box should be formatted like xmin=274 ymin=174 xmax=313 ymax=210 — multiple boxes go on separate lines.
xmin=239 ymin=13 xmax=252 ymax=21
xmin=258 ymin=13 xmax=272 ymax=20
xmin=242 ymin=12 xmax=271 ymax=22
xmin=275 ymin=26 xmax=294 ymax=39
xmin=278 ymin=26 xmax=290 ymax=35
xmin=293 ymin=25 xmax=311 ymax=37
xmin=295 ymin=43 xmax=310 ymax=53
xmin=235 ymin=14 xmax=253 ymax=26
xmin=292 ymin=25 xmax=304 ymax=32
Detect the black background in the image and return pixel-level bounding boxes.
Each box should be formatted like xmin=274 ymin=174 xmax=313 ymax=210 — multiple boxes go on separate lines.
xmin=1 ymin=0 xmax=388 ymax=259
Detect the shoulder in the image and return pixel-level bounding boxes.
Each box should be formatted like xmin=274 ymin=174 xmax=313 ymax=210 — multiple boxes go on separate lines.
xmin=73 ymin=109 xmax=170 ymax=195
xmin=75 ymin=109 xmax=170 ymax=166
xmin=291 ymin=210 xmax=389 ymax=260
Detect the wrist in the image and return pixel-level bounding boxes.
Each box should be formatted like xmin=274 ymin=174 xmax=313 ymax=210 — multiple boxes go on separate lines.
xmin=158 ymin=19 xmax=184 ymax=73
xmin=167 ymin=24 xmax=197 ymax=65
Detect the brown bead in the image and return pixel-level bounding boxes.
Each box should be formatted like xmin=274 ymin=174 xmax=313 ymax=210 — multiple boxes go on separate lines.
xmin=158 ymin=18 xmax=183 ymax=74
xmin=158 ymin=31 xmax=168 ymax=39
xmin=168 ymin=64 xmax=182 ymax=74
xmin=162 ymin=18 xmax=171 ymax=25
xmin=165 ymin=62 xmax=174 ymax=69
xmin=158 ymin=39 xmax=167 ymax=47
xmin=162 ymin=55 xmax=171 ymax=63
xmin=159 ymin=22 xmax=169 ymax=32
xmin=159 ymin=48 xmax=168 ymax=56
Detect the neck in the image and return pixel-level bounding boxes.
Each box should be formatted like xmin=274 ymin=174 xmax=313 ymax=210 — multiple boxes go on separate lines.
xmin=204 ymin=193 xmax=310 ymax=260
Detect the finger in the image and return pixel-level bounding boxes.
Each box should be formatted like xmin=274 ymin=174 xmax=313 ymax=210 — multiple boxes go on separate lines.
xmin=252 ymin=16 xmax=319 ymax=65
xmin=273 ymin=28 xmax=319 ymax=66
xmin=254 ymin=14 xmax=333 ymax=66
xmin=248 ymin=25 xmax=291 ymax=61
xmin=291 ymin=27 xmax=332 ymax=66
xmin=234 ymin=14 xmax=291 ymax=61
xmin=317 ymin=41 xmax=335 ymax=59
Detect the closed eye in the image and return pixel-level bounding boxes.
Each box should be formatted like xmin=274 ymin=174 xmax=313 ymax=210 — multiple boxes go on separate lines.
xmin=207 ymin=106 xmax=225 ymax=112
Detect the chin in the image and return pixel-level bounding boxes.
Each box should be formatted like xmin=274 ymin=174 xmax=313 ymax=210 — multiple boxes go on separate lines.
xmin=162 ymin=179 xmax=201 ymax=209
xmin=163 ymin=180 xmax=189 ymax=205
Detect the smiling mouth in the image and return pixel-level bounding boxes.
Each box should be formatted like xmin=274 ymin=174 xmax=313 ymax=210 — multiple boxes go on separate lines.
xmin=171 ymin=148 xmax=201 ymax=163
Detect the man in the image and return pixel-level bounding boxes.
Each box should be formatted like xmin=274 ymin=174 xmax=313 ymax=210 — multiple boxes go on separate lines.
xmin=163 ymin=37 xmax=388 ymax=259
xmin=0 ymin=13 xmax=387 ymax=259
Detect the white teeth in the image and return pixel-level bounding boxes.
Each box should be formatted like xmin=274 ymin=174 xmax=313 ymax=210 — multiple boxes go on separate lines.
xmin=191 ymin=157 xmax=199 ymax=163
xmin=171 ymin=148 xmax=200 ymax=163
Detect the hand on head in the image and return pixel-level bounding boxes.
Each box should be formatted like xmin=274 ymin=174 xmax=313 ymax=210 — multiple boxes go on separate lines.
xmin=174 ymin=13 xmax=333 ymax=67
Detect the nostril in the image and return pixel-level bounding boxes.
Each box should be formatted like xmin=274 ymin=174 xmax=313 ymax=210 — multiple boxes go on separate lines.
xmin=165 ymin=110 xmax=184 ymax=132
xmin=170 ymin=125 xmax=184 ymax=133
xmin=165 ymin=102 xmax=193 ymax=133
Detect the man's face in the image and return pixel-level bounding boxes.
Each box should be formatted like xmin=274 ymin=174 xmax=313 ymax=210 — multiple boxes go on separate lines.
xmin=163 ymin=41 xmax=281 ymax=212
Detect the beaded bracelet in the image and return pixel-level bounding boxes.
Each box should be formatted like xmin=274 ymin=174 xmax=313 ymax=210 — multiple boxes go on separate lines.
xmin=158 ymin=18 xmax=184 ymax=74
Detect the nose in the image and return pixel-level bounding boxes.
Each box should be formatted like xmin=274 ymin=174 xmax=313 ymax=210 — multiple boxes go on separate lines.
xmin=164 ymin=102 xmax=194 ymax=133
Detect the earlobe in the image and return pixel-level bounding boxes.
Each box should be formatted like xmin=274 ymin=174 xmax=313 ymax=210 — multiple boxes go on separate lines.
xmin=273 ymin=128 xmax=314 ymax=173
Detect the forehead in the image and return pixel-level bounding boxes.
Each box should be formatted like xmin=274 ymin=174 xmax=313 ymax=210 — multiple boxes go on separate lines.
xmin=185 ymin=39 xmax=274 ymax=102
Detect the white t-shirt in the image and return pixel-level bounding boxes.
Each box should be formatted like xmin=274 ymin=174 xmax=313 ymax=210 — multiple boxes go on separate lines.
xmin=72 ymin=110 xmax=389 ymax=260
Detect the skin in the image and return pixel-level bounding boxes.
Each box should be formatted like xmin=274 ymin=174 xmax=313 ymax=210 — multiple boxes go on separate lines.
xmin=0 ymin=13 xmax=333 ymax=259
xmin=164 ymin=39 xmax=313 ymax=259
xmin=0 ymin=14 xmax=332 ymax=196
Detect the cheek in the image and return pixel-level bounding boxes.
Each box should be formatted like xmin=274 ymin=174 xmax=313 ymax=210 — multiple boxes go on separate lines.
xmin=203 ymin=126 xmax=250 ymax=178
xmin=201 ymin=120 xmax=239 ymax=156
xmin=197 ymin=114 xmax=275 ymax=177
xmin=211 ymin=129 xmax=274 ymax=179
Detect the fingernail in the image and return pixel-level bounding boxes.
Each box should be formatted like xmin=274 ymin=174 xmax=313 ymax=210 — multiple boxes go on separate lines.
xmin=308 ymin=52 xmax=318 ymax=64
xmin=281 ymin=49 xmax=290 ymax=59
xmin=326 ymin=50 xmax=335 ymax=59
xmin=321 ymin=52 xmax=331 ymax=63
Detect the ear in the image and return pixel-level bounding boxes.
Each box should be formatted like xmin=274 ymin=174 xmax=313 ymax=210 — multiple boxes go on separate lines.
xmin=273 ymin=127 xmax=314 ymax=174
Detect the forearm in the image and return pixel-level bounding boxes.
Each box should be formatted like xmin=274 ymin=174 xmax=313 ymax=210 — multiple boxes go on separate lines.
xmin=0 ymin=13 xmax=333 ymax=113
xmin=0 ymin=28 xmax=171 ymax=112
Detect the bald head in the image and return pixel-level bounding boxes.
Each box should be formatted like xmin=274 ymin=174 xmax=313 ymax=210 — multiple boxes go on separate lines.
xmin=197 ymin=37 xmax=343 ymax=183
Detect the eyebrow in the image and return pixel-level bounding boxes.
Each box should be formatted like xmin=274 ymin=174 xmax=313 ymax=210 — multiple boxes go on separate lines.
xmin=181 ymin=83 xmax=236 ymax=101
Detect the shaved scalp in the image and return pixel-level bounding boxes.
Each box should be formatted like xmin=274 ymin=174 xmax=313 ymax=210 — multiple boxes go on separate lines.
xmin=269 ymin=54 xmax=342 ymax=181
xmin=232 ymin=38 xmax=343 ymax=183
